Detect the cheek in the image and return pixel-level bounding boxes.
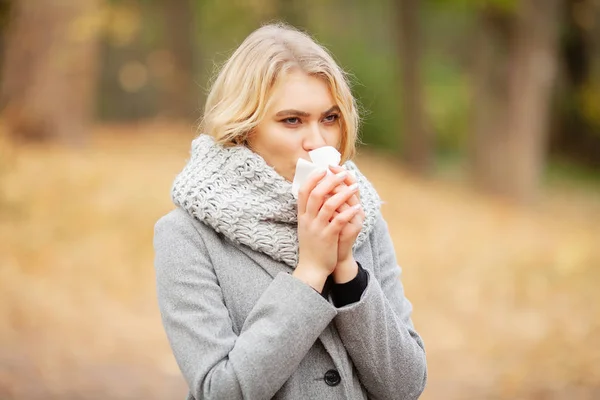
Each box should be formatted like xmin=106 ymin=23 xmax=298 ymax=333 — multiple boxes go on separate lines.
xmin=255 ymin=123 xmax=303 ymax=170
xmin=325 ymin=124 xmax=343 ymax=147
xmin=265 ymin=127 xmax=299 ymax=155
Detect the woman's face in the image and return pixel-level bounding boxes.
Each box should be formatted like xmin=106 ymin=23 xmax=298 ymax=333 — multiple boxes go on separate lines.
xmin=247 ymin=70 xmax=342 ymax=182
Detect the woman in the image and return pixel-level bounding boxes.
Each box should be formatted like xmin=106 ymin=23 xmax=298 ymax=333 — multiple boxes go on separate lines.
xmin=154 ymin=23 xmax=427 ymax=400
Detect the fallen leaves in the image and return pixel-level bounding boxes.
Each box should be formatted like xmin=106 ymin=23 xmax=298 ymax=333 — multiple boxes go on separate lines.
xmin=1 ymin=123 xmax=599 ymax=399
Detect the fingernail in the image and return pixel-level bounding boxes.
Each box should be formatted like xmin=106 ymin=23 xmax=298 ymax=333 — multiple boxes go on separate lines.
xmin=335 ymin=171 xmax=347 ymax=179
xmin=348 ymin=183 xmax=359 ymax=191
xmin=311 ymin=167 xmax=326 ymax=177
xmin=352 ymin=204 xmax=361 ymax=211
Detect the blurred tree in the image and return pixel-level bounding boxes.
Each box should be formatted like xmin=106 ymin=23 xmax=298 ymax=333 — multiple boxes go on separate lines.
xmin=503 ymin=0 xmax=562 ymax=202
xmin=276 ymin=0 xmax=306 ymax=29
xmin=469 ymin=6 xmax=509 ymax=196
xmin=470 ymin=0 xmax=562 ymax=203
xmin=394 ymin=0 xmax=433 ymax=175
xmin=98 ymin=1 xmax=165 ymax=121
xmin=0 ymin=0 xmax=101 ymax=144
xmin=0 ymin=0 xmax=11 ymax=67
xmin=158 ymin=0 xmax=200 ymax=120
xmin=552 ymin=0 xmax=600 ymax=168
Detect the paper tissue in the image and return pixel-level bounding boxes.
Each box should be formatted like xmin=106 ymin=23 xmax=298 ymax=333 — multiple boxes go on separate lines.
xmin=291 ymin=146 xmax=342 ymax=198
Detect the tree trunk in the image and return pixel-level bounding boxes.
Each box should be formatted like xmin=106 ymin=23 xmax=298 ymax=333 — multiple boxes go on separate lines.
xmin=504 ymin=0 xmax=562 ymax=202
xmin=470 ymin=0 xmax=562 ymax=203
xmin=0 ymin=0 xmax=101 ymax=145
xmin=159 ymin=0 xmax=199 ymax=121
xmin=551 ymin=0 xmax=600 ymax=168
xmin=395 ymin=0 xmax=432 ymax=175
xmin=469 ymin=8 xmax=514 ymax=196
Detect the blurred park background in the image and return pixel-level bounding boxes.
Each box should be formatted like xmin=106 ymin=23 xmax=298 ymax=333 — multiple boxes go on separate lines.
xmin=1 ymin=0 xmax=600 ymax=399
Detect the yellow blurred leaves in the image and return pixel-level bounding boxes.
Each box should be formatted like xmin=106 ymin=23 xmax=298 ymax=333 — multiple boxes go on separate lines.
xmin=64 ymin=2 xmax=148 ymax=93
xmin=67 ymin=6 xmax=105 ymax=44
xmin=104 ymin=3 xmax=142 ymax=48
xmin=66 ymin=2 xmax=142 ymax=48
xmin=1 ymin=124 xmax=600 ymax=398
xmin=553 ymin=235 xmax=594 ymax=276
xmin=580 ymin=81 xmax=600 ymax=128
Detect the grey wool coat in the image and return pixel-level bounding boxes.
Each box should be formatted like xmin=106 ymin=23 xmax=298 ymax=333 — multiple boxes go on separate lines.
xmin=154 ymin=207 xmax=427 ymax=400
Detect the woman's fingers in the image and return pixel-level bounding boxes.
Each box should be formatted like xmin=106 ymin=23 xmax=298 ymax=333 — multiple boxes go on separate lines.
xmin=349 ymin=206 xmax=365 ymax=227
xmin=330 ymin=184 xmax=360 ymax=207
xmin=297 ymin=168 xmax=327 ymax=215
xmin=335 ymin=203 xmax=350 ymax=215
xmin=305 ymin=170 xmax=349 ymax=218
xmin=326 ymin=204 xmax=362 ymax=235
xmin=329 ymin=164 xmax=360 ymax=202
xmin=317 ymin=183 xmax=359 ymax=224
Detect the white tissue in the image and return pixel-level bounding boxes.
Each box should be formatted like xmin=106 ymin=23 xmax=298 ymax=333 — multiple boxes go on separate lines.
xmin=308 ymin=146 xmax=341 ymax=168
xmin=291 ymin=146 xmax=341 ymax=198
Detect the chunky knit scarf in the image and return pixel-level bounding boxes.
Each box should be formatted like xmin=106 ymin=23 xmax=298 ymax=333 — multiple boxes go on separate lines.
xmin=172 ymin=134 xmax=381 ymax=268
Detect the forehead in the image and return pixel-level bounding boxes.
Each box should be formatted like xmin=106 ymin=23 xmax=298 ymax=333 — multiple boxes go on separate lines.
xmin=268 ymin=70 xmax=335 ymax=111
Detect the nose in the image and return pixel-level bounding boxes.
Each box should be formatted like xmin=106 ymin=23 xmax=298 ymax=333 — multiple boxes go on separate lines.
xmin=303 ymin=122 xmax=327 ymax=152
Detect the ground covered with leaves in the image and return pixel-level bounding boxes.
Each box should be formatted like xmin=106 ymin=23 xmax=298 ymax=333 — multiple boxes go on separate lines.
xmin=1 ymin=123 xmax=599 ymax=399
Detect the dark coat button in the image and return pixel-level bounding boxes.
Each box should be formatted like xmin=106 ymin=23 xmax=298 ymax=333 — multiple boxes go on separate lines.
xmin=324 ymin=369 xmax=341 ymax=386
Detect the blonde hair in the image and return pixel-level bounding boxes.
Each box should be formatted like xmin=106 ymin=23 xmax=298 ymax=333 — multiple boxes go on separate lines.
xmin=200 ymin=23 xmax=360 ymax=162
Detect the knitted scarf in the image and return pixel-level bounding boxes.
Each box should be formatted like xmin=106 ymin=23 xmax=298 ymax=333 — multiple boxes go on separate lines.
xmin=172 ymin=134 xmax=381 ymax=268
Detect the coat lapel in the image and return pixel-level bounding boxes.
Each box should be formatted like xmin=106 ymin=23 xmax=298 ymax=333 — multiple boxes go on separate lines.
xmin=236 ymin=242 xmax=294 ymax=279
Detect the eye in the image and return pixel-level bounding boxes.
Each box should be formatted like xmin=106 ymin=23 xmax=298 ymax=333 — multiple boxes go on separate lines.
xmin=282 ymin=117 xmax=301 ymax=125
xmin=323 ymin=114 xmax=340 ymax=123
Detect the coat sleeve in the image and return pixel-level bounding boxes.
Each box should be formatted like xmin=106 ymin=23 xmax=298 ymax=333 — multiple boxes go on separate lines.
xmin=154 ymin=210 xmax=337 ymax=400
xmin=333 ymin=214 xmax=427 ymax=400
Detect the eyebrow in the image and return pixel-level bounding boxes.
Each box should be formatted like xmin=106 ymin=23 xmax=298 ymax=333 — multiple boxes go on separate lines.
xmin=275 ymin=105 xmax=340 ymax=118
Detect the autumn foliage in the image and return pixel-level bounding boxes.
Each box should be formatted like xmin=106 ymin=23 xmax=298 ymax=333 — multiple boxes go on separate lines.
xmin=1 ymin=123 xmax=599 ymax=399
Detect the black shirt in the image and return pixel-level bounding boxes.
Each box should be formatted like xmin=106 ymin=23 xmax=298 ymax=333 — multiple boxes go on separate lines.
xmin=319 ymin=262 xmax=368 ymax=307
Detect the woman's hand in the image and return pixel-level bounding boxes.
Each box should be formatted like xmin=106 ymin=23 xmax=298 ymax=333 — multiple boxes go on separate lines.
xmin=293 ymin=168 xmax=362 ymax=292
xmin=328 ymin=165 xmax=365 ymax=283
